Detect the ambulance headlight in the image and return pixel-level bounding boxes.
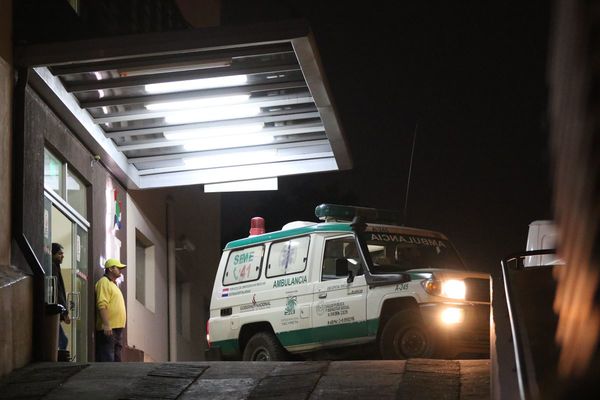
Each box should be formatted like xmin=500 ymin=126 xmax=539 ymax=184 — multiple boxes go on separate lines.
xmin=441 ymin=279 xmax=466 ymax=299
xmin=422 ymin=278 xmax=466 ymax=300
xmin=440 ymin=307 xmax=464 ymax=325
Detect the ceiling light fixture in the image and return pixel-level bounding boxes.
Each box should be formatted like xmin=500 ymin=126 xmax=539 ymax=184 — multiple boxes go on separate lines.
xmin=183 ymin=149 xmax=276 ymax=169
xmin=164 ymin=104 xmax=260 ymax=124
xmin=182 ymin=132 xmax=273 ymax=151
xmin=145 ymin=94 xmax=250 ymax=111
xmin=164 ymin=123 xmax=264 ymax=141
xmin=204 ymin=178 xmax=278 ymax=193
xmin=145 ymin=74 xmax=248 ymax=94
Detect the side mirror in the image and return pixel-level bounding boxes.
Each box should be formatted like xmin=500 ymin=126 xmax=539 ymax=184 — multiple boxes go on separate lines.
xmin=347 ymin=270 xmax=355 ymax=284
xmin=335 ymin=258 xmax=354 ymax=283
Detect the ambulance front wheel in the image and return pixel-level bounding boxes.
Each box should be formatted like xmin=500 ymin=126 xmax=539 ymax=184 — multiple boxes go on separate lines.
xmin=379 ymin=310 xmax=435 ymax=359
xmin=242 ymin=331 xmax=287 ymax=361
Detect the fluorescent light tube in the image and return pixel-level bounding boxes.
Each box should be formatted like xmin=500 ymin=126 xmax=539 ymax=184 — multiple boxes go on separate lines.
xmin=183 ymin=149 xmax=276 ymax=169
xmin=145 ymin=74 xmax=248 ymax=94
xmin=164 ymin=104 xmax=260 ymax=124
xmin=204 ymin=178 xmax=278 ymax=193
xmin=165 ymin=123 xmax=325 ymax=142
xmin=182 ymin=133 xmax=272 ymax=151
xmin=164 ymin=123 xmax=264 ymax=140
xmin=145 ymin=94 xmax=250 ymax=111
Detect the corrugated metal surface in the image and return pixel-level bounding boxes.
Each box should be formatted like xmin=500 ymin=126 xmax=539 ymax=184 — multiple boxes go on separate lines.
xmin=17 ymin=20 xmax=350 ymax=190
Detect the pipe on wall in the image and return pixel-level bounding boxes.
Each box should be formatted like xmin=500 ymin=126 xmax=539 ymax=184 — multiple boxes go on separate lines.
xmin=166 ymin=195 xmax=177 ymax=360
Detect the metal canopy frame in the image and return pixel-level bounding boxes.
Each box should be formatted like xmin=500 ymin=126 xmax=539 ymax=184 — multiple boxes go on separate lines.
xmin=16 ymin=19 xmax=351 ymax=191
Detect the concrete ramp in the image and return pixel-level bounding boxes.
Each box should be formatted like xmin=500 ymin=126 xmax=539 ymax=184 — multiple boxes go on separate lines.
xmin=0 ymin=359 xmax=489 ymax=399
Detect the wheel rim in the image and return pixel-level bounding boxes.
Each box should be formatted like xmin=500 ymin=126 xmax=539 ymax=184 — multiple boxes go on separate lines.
xmin=396 ymin=327 xmax=428 ymax=357
xmin=251 ymin=346 xmax=271 ymax=361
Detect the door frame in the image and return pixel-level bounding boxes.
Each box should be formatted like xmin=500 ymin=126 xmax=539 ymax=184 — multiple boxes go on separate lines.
xmin=44 ymin=188 xmax=90 ymax=361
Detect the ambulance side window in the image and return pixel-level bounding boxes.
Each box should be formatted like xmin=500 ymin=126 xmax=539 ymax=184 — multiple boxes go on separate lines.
xmin=322 ymin=236 xmax=363 ymax=281
xmin=266 ymin=236 xmax=310 ymax=278
xmin=223 ymin=245 xmax=264 ymax=285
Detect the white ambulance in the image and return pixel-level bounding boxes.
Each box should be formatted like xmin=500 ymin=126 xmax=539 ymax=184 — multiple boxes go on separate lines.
xmin=207 ymin=204 xmax=490 ymax=361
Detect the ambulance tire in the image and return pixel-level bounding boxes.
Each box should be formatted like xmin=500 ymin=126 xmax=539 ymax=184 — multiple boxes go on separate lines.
xmin=379 ymin=310 xmax=435 ymax=359
xmin=243 ymin=332 xmax=288 ymax=361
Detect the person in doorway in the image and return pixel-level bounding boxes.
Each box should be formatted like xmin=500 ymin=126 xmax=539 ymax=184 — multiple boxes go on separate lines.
xmin=95 ymin=258 xmax=127 ymax=362
xmin=51 ymin=243 xmax=71 ymax=357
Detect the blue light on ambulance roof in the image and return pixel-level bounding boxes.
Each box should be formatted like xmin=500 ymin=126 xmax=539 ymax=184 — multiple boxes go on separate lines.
xmin=314 ymin=203 xmax=402 ymax=224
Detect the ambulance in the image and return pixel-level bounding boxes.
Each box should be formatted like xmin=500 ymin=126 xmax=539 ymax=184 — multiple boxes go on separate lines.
xmin=207 ymin=204 xmax=491 ymax=361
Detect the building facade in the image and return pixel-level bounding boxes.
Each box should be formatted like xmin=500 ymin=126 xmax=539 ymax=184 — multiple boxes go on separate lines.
xmin=1 ymin=0 xmax=350 ymax=376
xmin=1 ymin=0 xmax=222 ymax=374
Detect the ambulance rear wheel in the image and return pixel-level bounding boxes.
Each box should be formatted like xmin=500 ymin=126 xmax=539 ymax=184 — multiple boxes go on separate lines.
xmin=243 ymin=332 xmax=287 ymax=361
xmin=379 ymin=311 xmax=434 ymax=359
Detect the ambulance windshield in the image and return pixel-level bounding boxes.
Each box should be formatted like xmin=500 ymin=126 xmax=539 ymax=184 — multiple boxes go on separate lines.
xmin=359 ymin=230 xmax=465 ymax=273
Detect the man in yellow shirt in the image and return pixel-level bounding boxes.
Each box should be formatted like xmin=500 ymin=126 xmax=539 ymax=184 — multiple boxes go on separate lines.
xmin=95 ymin=258 xmax=127 ymax=362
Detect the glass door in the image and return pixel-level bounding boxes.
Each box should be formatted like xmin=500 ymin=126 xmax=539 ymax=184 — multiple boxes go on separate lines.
xmin=44 ymin=147 xmax=90 ymax=362
xmin=49 ymin=202 xmax=89 ymax=362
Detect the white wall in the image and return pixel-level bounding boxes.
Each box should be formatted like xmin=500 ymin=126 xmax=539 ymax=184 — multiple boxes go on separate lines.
xmin=126 ymin=193 xmax=168 ymax=362
xmin=126 ymin=186 xmax=220 ymax=361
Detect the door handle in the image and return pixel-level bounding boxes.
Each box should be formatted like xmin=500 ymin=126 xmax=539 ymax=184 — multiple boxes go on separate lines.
xmin=318 ymin=293 xmax=327 ymax=299
xmin=68 ymin=292 xmax=81 ymax=320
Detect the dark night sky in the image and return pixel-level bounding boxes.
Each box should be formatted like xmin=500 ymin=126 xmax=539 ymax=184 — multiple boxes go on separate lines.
xmin=219 ymin=1 xmax=554 ymax=276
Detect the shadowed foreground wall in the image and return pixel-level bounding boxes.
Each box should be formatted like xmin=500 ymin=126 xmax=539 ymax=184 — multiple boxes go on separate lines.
xmin=0 ymin=0 xmax=31 ymax=378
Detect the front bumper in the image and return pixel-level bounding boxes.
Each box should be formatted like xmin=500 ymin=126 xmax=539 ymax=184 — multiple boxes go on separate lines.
xmin=419 ymin=302 xmax=490 ymax=357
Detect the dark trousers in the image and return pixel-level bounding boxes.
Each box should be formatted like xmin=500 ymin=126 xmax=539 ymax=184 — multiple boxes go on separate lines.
xmin=58 ymin=324 xmax=68 ymax=350
xmin=95 ymin=328 xmax=123 ymax=362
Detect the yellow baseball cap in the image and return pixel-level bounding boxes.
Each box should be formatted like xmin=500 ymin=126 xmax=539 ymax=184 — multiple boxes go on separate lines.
xmin=104 ymin=258 xmax=126 ymax=269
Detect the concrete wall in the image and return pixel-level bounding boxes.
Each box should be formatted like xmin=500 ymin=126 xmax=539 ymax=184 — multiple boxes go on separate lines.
xmin=129 ymin=186 xmax=221 ymax=361
xmin=170 ymin=187 xmax=220 ymax=361
xmin=16 ymin=86 xmax=127 ymax=361
xmin=126 ymin=192 xmax=169 ymax=362
xmin=0 ymin=269 xmax=32 ymax=377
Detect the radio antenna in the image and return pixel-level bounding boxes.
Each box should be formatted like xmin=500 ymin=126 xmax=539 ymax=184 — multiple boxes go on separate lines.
xmin=403 ymin=123 xmax=418 ymax=224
